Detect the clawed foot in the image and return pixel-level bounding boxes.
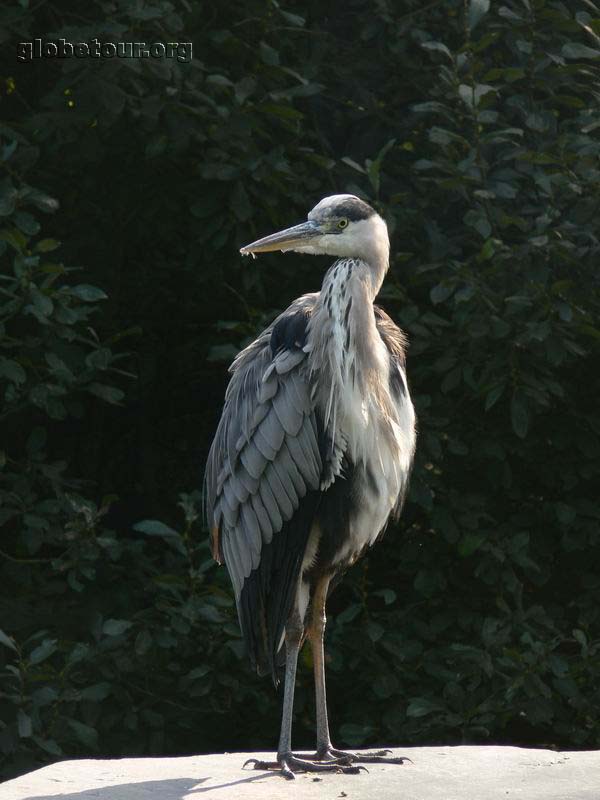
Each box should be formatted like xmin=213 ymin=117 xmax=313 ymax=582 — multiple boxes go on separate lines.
xmin=243 ymin=753 xmax=367 ymax=780
xmin=318 ymin=747 xmax=411 ymax=765
xmin=243 ymin=747 xmax=409 ymax=779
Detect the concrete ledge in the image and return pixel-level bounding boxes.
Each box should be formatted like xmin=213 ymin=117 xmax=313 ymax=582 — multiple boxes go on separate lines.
xmin=1 ymin=746 xmax=598 ymax=800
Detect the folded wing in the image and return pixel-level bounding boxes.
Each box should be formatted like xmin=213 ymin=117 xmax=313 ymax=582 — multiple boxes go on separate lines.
xmin=205 ymin=294 xmax=323 ymax=680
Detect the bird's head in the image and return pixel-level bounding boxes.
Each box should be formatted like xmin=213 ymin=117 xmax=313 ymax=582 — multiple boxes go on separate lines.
xmin=240 ymin=194 xmax=389 ymax=266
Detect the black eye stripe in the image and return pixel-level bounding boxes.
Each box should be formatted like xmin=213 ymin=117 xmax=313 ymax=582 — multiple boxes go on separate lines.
xmin=310 ymin=197 xmax=376 ymax=224
xmin=333 ymin=199 xmax=375 ymax=221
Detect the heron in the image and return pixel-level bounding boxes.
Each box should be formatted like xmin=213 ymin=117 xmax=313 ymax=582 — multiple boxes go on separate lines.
xmin=204 ymin=194 xmax=416 ymax=778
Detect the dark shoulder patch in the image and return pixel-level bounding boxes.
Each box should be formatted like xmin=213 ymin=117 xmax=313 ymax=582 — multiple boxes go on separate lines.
xmin=271 ymin=306 xmax=311 ymax=355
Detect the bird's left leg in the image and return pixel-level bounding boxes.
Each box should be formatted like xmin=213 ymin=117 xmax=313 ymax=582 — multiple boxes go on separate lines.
xmin=245 ymin=613 xmax=363 ymax=779
xmin=305 ymin=575 xmax=408 ymax=767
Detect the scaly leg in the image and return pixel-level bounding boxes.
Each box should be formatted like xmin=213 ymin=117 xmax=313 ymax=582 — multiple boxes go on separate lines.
xmin=244 ymin=612 xmax=363 ymax=779
xmin=305 ymin=577 xmax=409 ymax=767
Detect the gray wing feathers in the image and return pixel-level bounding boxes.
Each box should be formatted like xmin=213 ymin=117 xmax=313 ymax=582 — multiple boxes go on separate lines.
xmin=205 ymin=296 xmax=323 ymax=597
xmin=272 ymin=381 xmax=304 ymax=436
xmin=258 ymin=478 xmax=283 ymax=535
xmin=240 ymin=441 xmax=265 ymax=480
xmin=250 ymin=493 xmax=273 ymax=542
xmin=274 ymin=348 xmax=304 ymax=374
xmin=253 ymin=426 xmax=278 ymax=460
xmin=257 ymin=410 xmax=285 ymax=453
xmin=264 ymin=462 xmax=295 ymax=521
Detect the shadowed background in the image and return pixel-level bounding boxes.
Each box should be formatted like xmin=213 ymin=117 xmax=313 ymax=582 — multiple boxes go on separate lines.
xmin=1 ymin=0 xmax=599 ymax=782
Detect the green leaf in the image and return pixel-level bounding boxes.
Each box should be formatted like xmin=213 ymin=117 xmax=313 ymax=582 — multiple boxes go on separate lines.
xmin=207 ymin=344 xmax=239 ymax=363
xmin=35 ymin=737 xmax=63 ymax=756
xmin=133 ymin=519 xmax=179 ymax=537
xmin=430 ymin=283 xmax=454 ymax=304
xmin=259 ymin=104 xmax=303 ymax=121
xmin=28 ymin=189 xmax=59 ymax=214
xmin=35 ymin=238 xmax=61 ymax=253
xmin=133 ymin=519 xmax=186 ymax=554
xmin=341 ymin=156 xmax=366 ymax=173
xmin=421 ymin=41 xmax=453 ymax=61
xmin=336 ymin=603 xmax=362 ymax=624
xmin=562 ymin=43 xmax=600 ymax=59
xmin=469 ymin=0 xmax=490 ymax=30
xmin=80 ymin=682 xmax=112 ymax=701
xmin=339 ymin=723 xmax=375 ymax=745
xmin=366 ymin=621 xmax=385 ymax=642
xmin=206 ymin=74 xmax=233 ymax=88
xmin=0 ymin=357 xmax=26 ymax=384
xmin=373 ymin=588 xmax=396 ymax=605
xmin=135 ymin=630 xmax=153 ymax=656
xmin=102 ymin=619 xmax=133 ymax=636
xmin=68 ymin=719 xmax=98 ymax=749
xmin=458 ymin=83 xmax=495 ymax=108
xmin=0 ymin=227 xmax=27 ymax=252
xmin=413 ymin=159 xmax=438 ymax=171
xmin=87 ymin=383 xmax=124 ymax=404
xmin=14 ymin=210 xmax=40 ymax=236
xmin=511 ymin=394 xmax=529 ymax=438
xmin=428 ymin=127 xmax=468 ymax=146
xmin=69 ymin=284 xmax=108 ymax=302
xmin=1 ymin=139 xmax=18 ymax=162
xmin=85 ymin=348 xmax=112 ymax=370
xmin=557 ymin=302 xmax=572 ymax=322
xmin=29 ymin=638 xmax=57 ymax=665
xmin=373 ymin=672 xmax=399 ymax=698
xmin=259 ymin=42 xmax=279 ymax=66
xmin=230 ymin=182 xmax=251 ymax=221
xmin=464 ymin=209 xmax=492 ymax=238
xmin=458 ymin=533 xmax=486 ymax=557
xmin=555 ymin=503 xmax=576 ymax=526
xmin=145 ymin=134 xmax=168 ymax=159
xmin=485 ymin=383 xmax=505 ymax=411
xmin=18 ymin=710 xmax=33 ymax=738
xmin=412 ymin=101 xmax=453 ymax=115
xmin=27 ymin=426 xmax=47 ymax=452
xmin=407 ymin=697 xmax=443 ymax=718
xmin=30 ymin=287 xmax=53 ymax=317
xmin=0 ymin=628 xmax=17 ymax=652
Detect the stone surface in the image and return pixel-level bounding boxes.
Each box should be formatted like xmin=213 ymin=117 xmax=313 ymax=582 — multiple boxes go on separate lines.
xmin=1 ymin=746 xmax=598 ymax=800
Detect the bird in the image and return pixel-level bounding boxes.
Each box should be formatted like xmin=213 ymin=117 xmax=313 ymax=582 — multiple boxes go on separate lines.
xmin=204 ymin=194 xmax=416 ymax=779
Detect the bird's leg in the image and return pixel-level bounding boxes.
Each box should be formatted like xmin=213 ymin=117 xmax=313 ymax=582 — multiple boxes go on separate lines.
xmin=244 ymin=613 xmax=363 ymax=779
xmin=307 ymin=575 xmax=338 ymax=760
xmin=304 ymin=576 xmax=408 ymax=768
xmin=276 ymin=617 xmax=302 ymax=762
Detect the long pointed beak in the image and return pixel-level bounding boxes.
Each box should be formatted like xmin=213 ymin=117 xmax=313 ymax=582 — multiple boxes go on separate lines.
xmin=240 ymin=220 xmax=321 ymax=255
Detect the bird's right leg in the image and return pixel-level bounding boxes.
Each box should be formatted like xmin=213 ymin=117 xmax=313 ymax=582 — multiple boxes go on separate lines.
xmin=304 ymin=576 xmax=408 ymax=768
xmin=244 ymin=613 xmax=363 ymax=779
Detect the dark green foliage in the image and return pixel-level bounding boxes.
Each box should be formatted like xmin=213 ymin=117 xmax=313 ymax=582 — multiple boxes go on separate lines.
xmin=1 ymin=0 xmax=600 ymax=781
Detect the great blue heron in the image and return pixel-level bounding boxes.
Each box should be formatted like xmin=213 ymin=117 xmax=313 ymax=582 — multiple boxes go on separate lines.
xmin=205 ymin=194 xmax=416 ymax=778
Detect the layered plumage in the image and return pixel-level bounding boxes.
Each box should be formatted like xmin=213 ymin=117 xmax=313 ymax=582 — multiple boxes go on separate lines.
xmin=204 ymin=194 xmax=416 ymax=778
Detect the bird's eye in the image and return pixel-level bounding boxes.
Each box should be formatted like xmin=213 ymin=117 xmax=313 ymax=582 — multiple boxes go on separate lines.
xmin=338 ymin=219 xmax=348 ymax=229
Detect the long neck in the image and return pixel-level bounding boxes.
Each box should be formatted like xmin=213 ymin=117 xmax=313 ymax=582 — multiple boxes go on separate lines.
xmin=346 ymin=214 xmax=390 ymax=299
xmin=307 ymin=257 xmax=391 ymax=435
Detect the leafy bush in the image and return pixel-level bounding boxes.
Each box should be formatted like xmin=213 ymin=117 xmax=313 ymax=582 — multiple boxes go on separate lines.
xmin=1 ymin=0 xmax=599 ymax=781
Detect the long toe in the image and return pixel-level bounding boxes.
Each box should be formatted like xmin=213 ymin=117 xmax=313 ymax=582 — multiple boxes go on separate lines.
xmin=243 ymin=753 xmax=366 ymax=778
xmin=325 ymin=748 xmax=411 ymax=765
